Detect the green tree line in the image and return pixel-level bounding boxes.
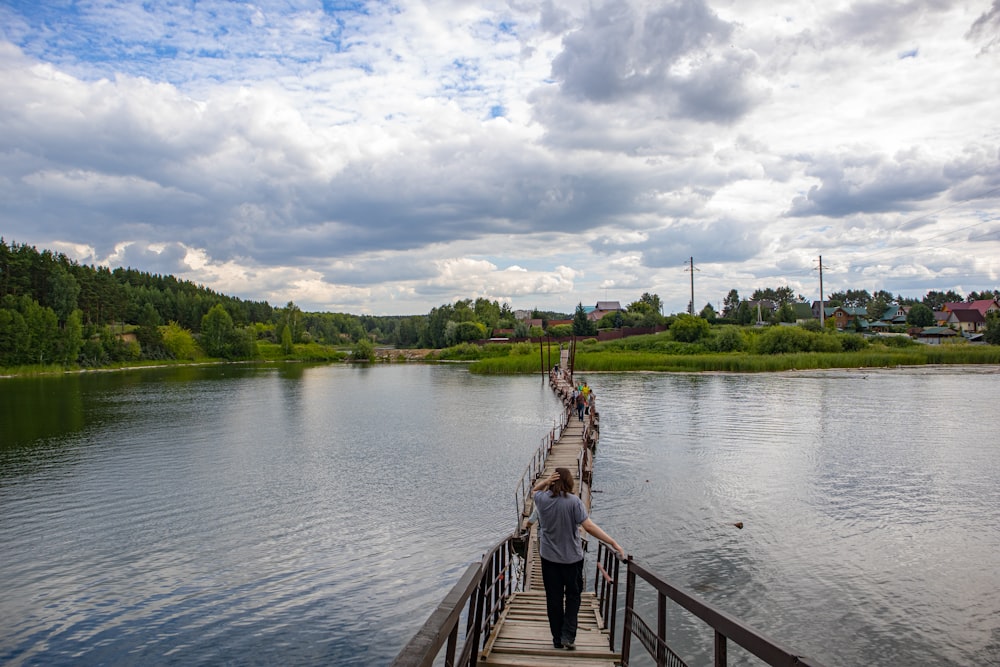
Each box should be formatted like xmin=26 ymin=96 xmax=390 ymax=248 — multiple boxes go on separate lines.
xmin=5 ymin=238 xmax=997 ymax=369
xmin=0 ymin=240 xmax=372 ymax=366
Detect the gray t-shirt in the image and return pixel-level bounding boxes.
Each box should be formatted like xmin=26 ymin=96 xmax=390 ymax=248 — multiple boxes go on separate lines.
xmin=533 ymin=490 xmax=587 ymax=564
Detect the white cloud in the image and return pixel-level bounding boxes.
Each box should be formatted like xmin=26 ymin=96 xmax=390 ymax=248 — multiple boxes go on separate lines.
xmin=0 ymin=0 xmax=997 ymax=316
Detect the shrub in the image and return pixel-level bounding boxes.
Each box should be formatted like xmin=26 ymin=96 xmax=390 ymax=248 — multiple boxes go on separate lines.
xmin=875 ymin=335 xmax=916 ymax=348
xmin=710 ymin=326 xmax=746 ymax=352
xmin=161 ymin=322 xmax=199 ymax=360
xmin=511 ymin=342 xmax=535 ymax=356
xmin=438 ymin=342 xmax=482 ymax=360
xmin=838 ymin=334 xmax=867 ymax=352
xmin=481 ymin=343 xmax=514 ymax=358
xmin=352 ymin=337 xmax=375 ymax=362
xmin=119 ymin=340 xmax=142 ymax=361
xmin=670 ymin=314 xmax=710 ymax=343
xmin=547 ymin=324 xmax=573 ymax=337
xmin=810 ymin=332 xmax=844 ymax=353
xmin=756 ymin=326 xmax=842 ymax=354
xmin=78 ymin=338 xmax=107 ymax=367
xmin=986 ymin=313 xmax=1000 ymax=345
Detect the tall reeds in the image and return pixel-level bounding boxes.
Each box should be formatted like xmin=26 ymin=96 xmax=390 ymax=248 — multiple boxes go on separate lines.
xmin=470 ymin=345 xmax=1000 ymax=374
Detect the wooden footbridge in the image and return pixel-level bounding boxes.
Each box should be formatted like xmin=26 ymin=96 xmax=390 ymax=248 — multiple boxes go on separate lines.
xmin=392 ymin=345 xmax=829 ymax=667
xmin=478 ymin=365 xmax=618 ymax=666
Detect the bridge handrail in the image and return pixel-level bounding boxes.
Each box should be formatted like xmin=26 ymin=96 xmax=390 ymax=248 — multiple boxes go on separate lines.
xmin=395 ymin=380 xmax=827 ymax=667
xmin=622 ymin=556 xmax=830 ymax=667
xmin=390 ymin=533 xmax=521 ymax=667
xmin=593 ymin=540 xmax=623 ymax=650
xmin=513 ymin=415 xmax=566 ymax=526
xmin=513 ymin=427 xmax=550 ymax=525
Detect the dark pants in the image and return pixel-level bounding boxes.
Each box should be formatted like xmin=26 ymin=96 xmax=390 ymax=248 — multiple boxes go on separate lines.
xmin=541 ymin=557 xmax=584 ymax=644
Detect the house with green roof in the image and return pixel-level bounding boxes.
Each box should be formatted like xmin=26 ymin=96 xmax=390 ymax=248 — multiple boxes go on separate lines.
xmin=915 ymin=326 xmax=959 ymax=344
xmin=870 ymin=304 xmax=910 ymax=332
xmin=825 ymin=305 xmax=869 ymax=331
xmin=791 ymin=303 xmax=814 ymax=323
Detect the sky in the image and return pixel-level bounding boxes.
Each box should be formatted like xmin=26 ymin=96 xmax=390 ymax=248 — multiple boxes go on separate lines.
xmin=1 ymin=0 xmax=999 ymax=316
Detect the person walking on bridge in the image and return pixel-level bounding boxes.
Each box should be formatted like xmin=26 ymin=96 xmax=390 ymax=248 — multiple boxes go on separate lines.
xmin=574 ymin=389 xmax=586 ymax=420
xmin=532 ymin=467 xmax=625 ymax=650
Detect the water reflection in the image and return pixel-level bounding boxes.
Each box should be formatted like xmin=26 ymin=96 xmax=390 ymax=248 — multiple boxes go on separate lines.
xmin=2 ymin=365 xmax=998 ymax=665
xmin=0 ymin=375 xmax=87 ymax=450
xmin=0 ymin=364 xmax=563 ymax=666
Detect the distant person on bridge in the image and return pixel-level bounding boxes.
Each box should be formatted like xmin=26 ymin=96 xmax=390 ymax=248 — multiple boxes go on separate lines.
xmin=532 ymin=467 xmax=625 ymax=651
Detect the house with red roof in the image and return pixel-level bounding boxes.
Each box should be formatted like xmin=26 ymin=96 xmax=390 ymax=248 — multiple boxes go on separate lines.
xmin=939 ymin=298 xmax=998 ymax=334
xmin=587 ymin=301 xmax=623 ymax=322
xmin=942 ymin=299 xmax=999 ymax=318
xmin=946 ymin=308 xmax=986 ymax=333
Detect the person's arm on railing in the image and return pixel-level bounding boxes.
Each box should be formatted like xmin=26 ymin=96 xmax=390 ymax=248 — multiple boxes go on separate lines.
xmin=582 ymin=517 xmax=625 ymax=559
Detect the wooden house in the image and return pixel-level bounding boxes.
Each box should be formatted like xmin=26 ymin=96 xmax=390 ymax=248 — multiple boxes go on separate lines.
xmin=825 ymin=306 xmax=868 ymax=330
xmin=946 ymin=309 xmax=986 ymax=333
xmin=587 ymin=301 xmax=623 ymax=322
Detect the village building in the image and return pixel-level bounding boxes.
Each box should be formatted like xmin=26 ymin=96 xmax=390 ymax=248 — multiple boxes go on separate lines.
xmin=869 ymin=305 xmax=911 ymax=332
xmin=915 ymin=326 xmax=960 ymax=344
xmin=824 ymin=305 xmax=869 ymax=331
xmin=935 ymin=298 xmax=999 ymax=334
xmin=946 ymin=308 xmax=986 ymax=333
xmin=810 ymin=300 xmax=829 ymax=320
xmin=942 ymin=299 xmax=1000 ymax=317
xmin=586 ymin=301 xmax=623 ymax=322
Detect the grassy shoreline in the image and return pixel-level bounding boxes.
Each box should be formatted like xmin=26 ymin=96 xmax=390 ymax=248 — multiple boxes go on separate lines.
xmin=4 ymin=342 xmax=999 ymax=379
xmin=469 ymin=345 xmax=1000 ymax=374
xmin=0 ymin=341 xmax=350 ymax=379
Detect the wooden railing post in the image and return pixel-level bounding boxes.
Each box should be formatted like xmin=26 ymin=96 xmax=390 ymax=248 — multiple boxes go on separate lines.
xmin=622 ymin=557 xmax=636 ymax=666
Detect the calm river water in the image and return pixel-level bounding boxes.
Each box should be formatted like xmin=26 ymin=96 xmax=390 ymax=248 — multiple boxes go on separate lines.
xmin=1 ymin=363 xmax=997 ymax=666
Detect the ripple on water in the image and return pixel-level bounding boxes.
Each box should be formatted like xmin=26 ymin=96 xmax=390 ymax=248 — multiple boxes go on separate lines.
xmin=589 ymin=370 xmax=1000 ymax=667
xmin=2 ymin=366 xmax=998 ymax=666
xmin=0 ymin=366 xmax=562 ymax=666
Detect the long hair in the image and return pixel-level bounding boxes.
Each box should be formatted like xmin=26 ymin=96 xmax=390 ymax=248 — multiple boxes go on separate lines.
xmin=549 ymin=467 xmax=575 ymax=497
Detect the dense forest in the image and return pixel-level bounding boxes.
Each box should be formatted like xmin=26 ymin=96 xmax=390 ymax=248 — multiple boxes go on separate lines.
xmin=0 ymin=239 xmax=569 ymax=367
xmin=0 ymin=240 xmax=389 ymax=366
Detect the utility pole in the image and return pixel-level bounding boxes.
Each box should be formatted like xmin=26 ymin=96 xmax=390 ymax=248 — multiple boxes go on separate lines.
xmin=815 ymin=255 xmax=827 ymax=326
xmin=685 ymin=257 xmax=699 ymax=315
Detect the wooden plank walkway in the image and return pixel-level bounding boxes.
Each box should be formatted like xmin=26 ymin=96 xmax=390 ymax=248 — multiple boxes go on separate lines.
xmin=478 ymin=365 xmax=621 ymax=666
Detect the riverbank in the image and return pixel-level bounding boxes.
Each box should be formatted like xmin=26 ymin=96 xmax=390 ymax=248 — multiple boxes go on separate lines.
xmin=0 ymin=349 xmax=445 ymax=379
xmin=4 ymin=342 xmax=999 ymax=379
xmin=469 ymin=344 xmax=1000 ymax=374
xmin=0 ymin=357 xmax=335 ymax=380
